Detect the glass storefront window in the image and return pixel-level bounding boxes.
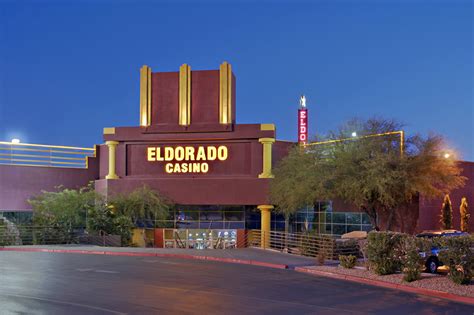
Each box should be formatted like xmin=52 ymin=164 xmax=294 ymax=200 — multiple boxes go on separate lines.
xmin=332 ymin=224 xmax=346 ymax=235
xmin=200 ymin=211 xmax=223 ymax=221
xmin=324 ymin=212 xmax=332 ymax=224
xmin=176 ymin=221 xmax=199 ymax=229
xmin=319 ymin=201 xmax=332 ymax=212
xmin=200 ymin=221 xmax=224 ymax=229
xmin=0 ymin=211 xmax=33 ymax=225
xmin=224 ymin=211 xmax=244 ymax=221
xmin=332 ymin=213 xmax=346 ymax=224
xmin=362 ymin=214 xmax=372 ymax=225
xmin=226 ymin=222 xmax=245 ymax=229
xmin=177 ymin=210 xmax=199 ymax=221
xmin=346 ymin=213 xmax=361 ymax=224
xmin=157 ymin=205 xmax=248 ymax=230
xmin=290 ymin=207 xmax=374 ymax=236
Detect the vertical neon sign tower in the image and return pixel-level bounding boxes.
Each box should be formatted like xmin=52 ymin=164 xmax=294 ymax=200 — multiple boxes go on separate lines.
xmin=298 ymin=95 xmax=308 ymax=145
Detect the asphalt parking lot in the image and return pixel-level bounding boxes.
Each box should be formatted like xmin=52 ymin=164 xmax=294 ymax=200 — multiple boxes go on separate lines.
xmin=0 ymin=251 xmax=471 ymax=314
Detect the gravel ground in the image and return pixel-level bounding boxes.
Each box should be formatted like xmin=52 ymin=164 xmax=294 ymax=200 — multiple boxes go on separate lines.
xmin=308 ymin=265 xmax=474 ymax=298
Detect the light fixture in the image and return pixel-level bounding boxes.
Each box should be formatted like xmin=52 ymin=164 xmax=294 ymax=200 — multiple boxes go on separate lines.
xmin=11 ymin=138 xmax=20 ymax=144
xmin=444 ymin=153 xmax=450 ymax=159
xmin=351 ymin=132 xmax=357 ymax=137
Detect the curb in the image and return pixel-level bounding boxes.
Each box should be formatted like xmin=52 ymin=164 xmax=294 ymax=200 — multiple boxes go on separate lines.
xmin=0 ymin=247 xmax=289 ymax=270
xmin=294 ymin=267 xmax=474 ymax=306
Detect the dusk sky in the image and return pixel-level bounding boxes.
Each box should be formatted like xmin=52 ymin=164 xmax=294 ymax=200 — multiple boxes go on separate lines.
xmin=1 ymin=1 xmax=472 ymax=160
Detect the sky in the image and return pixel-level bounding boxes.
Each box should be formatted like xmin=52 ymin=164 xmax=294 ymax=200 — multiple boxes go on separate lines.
xmin=0 ymin=0 xmax=473 ymax=160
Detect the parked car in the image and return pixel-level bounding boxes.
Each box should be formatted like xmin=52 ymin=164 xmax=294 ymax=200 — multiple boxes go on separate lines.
xmin=416 ymin=230 xmax=469 ymax=273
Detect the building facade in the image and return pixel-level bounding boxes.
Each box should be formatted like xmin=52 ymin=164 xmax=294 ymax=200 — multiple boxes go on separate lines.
xmin=0 ymin=63 xmax=473 ymax=245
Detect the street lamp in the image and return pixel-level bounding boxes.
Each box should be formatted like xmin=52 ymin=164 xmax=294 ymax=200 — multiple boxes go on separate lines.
xmin=444 ymin=153 xmax=450 ymax=159
xmin=11 ymin=139 xmax=20 ymax=144
xmin=351 ymin=132 xmax=357 ymax=137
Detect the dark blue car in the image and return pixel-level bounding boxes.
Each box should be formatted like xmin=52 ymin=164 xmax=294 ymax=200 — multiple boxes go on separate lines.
xmin=416 ymin=230 xmax=469 ymax=273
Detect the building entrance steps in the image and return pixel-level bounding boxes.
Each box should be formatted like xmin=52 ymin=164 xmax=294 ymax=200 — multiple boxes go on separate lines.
xmin=1 ymin=245 xmax=317 ymax=269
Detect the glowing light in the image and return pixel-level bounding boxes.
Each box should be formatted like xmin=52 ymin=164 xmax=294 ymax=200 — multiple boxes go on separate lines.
xmin=11 ymin=139 xmax=20 ymax=144
xmin=300 ymin=95 xmax=307 ymax=108
xmin=444 ymin=153 xmax=450 ymax=159
xmin=351 ymin=132 xmax=357 ymax=137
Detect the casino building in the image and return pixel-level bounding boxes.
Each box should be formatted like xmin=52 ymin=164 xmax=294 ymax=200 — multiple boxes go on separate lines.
xmin=0 ymin=63 xmax=293 ymax=246
xmin=1 ymin=62 xmax=473 ymax=247
xmin=96 ymin=62 xmax=296 ymax=245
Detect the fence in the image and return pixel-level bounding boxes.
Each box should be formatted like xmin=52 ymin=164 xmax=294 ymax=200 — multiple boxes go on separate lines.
xmin=247 ymin=230 xmax=360 ymax=259
xmin=0 ymin=225 xmax=361 ymax=258
xmin=0 ymin=225 xmax=121 ymax=247
xmin=0 ymin=225 xmax=81 ymax=246
xmin=0 ymin=141 xmax=95 ymax=169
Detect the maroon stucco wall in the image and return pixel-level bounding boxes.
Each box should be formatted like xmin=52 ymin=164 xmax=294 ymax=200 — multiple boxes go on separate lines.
xmin=98 ymin=123 xmax=274 ymax=205
xmin=272 ymin=140 xmax=294 ymax=168
xmin=417 ymin=161 xmax=474 ymax=232
xmin=148 ymin=69 xmax=236 ymax=132
xmin=96 ymin=177 xmax=271 ymax=205
xmin=152 ymin=72 xmax=179 ymax=126
xmin=0 ymin=156 xmax=100 ymax=211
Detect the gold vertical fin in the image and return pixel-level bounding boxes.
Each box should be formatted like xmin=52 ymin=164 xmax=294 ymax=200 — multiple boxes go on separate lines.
xmin=187 ymin=65 xmax=191 ymax=125
xmin=219 ymin=62 xmax=232 ymax=124
xmin=147 ymin=67 xmax=152 ymax=125
xmin=227 ymin=63 xmax=232 ymax=123
xmin=179 ymin=64 xmax=191 ymax=126
xmin=140 ymin=65 xmax=152 ymax=126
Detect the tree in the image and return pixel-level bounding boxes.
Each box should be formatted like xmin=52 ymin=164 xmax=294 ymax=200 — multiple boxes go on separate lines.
xmin=110 ymin=186 xmax=173 ymax=227
xmin=460 ymin=197 xmax=469 ymax=232
xmin=86 ymin=203 xmax=134 ymax=246
xmin=29 ymin=185 xmax=96 ymax=228
xmin=440 ymin=194 xmax=453 ymax=229
xmin=29 ymin=185 xmax=171 ymax=246
xmin=28 ymin=184 xmax=98 ymax=243
xmin=271 ymin=117 xmax=466 ymax=233
xmin=270 ymin=146 xmax=331 ymax=234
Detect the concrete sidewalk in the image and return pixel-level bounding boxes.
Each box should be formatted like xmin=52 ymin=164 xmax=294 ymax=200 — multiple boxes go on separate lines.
xmin=1 ymin=245 xmax=317 ymax=269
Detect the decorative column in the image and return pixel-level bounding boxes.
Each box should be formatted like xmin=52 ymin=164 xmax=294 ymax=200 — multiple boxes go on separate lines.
xmin=105 ymin=141 xmax=119 ymax=180
xmin=258 ymin=205 xmax=273 ymax=249
xmin=258 ymin=138 xmax=275 ymax=178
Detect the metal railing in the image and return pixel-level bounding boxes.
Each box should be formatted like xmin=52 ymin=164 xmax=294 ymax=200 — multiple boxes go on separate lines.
xmin=0 ymin=141 xmax=95 ymax=169
xmin=0 ymin=225 xmax=83 ymax=246
xmin=0 ymin=222 xmax=123 ymax=247
xmin=78 ymin=233 xmax=122 ymax=247
xmin=305 ymin=130 xmax=404 ymax=156
xmin=247 ymin=230 xmax=360 ymax=259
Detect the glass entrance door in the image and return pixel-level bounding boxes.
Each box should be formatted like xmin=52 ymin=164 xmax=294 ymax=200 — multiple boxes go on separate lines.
xmin=164 ymin=229 xmax=237 ymax=249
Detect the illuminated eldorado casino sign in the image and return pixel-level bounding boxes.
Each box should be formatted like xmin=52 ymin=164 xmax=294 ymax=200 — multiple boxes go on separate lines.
xmin=298 ymin=95 xmax=308 ymax=144
xmin=147 ymin=145 xmax=229 ymax=174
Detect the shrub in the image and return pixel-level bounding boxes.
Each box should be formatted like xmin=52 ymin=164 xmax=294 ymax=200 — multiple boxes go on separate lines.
xmin=357 ymin=239 xmax=369 ymax=269
xmin=367 ymin=231 xmax=403 ymax=275
xmin=113 ymin=215 xmax=133 ymax=246
xmin=440 ymin=194 xmax=453 ymax=230
xmin=339 ymin=255 xmax=357 ymax=269
xmin=459 ymin=197 xmax=469 ymax=233
xmin=316 ymin=237 xmax=334 ymax=265
xmin=399 ymin=236 xmax=425 ymax=282
xmin=317 ymin=248 xmax=327 ymax=265
xmin=438 ymin=235 xmax=474 ymax=285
